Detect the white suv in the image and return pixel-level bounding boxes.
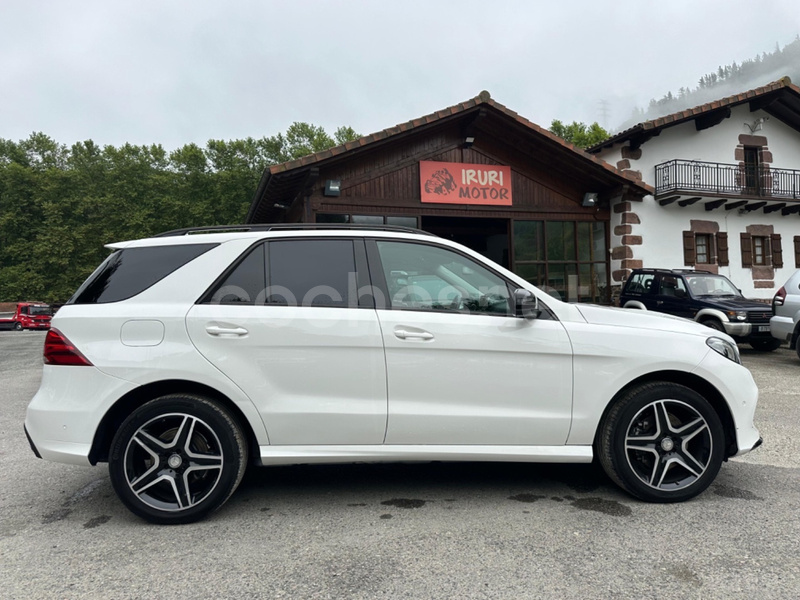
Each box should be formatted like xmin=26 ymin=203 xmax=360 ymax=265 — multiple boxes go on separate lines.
xmin=771 ymin=269 xmax=800 ymax=358
xmin=25 ymin=225 xmax=762 ymax=524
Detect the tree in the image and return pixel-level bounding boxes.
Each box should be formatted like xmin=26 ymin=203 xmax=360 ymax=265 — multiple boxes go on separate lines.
xmin=0 ymin=122 xmax=360 ymax=302
xmin=549 ymin=120 xmax=610 ymax=149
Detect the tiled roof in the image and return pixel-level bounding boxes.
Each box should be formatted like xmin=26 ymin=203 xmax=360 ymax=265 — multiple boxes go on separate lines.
xmin=267 ymin=91 xmax=653 ymax=193
xmin=589 ymin=76 xmax=800 ymax=152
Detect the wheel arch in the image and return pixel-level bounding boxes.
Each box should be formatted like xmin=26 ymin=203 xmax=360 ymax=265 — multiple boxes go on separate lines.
xmin=88 ymin=379 xmax=260 ymax=465
xmin=622 ymin=300 xmax=647 ymax=310
xmin=593 ymin=370 xmax=738 ymax=458
xmin=695 ymin=308 xmax=729 ymax=324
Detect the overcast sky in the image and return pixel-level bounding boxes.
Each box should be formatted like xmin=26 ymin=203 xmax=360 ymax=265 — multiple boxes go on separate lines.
xmin=2 ymin=1 xmax=799 ymax=151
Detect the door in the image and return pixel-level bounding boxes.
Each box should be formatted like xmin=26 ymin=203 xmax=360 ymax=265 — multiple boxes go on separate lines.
xmin=654 ymin=274 xmax=693 ymax=319
xmin=186 ymin=239 xmax=387 ymax=445
xmin=370 ymin=239 xmax=573 ymax=446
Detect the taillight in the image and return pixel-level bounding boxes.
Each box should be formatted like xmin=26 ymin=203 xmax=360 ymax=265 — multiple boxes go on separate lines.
xmin=43 ymin=329 xmax=93 ymax=366
xmin=773 ymin=286 xmax=786 ymax=309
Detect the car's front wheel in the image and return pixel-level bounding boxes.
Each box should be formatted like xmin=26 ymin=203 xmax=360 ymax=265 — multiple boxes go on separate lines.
xmin=109 ymin=394 xmax=248 ymax=524
xmin=597 ymin=382 xmax=724 ymax=503
xmin=13 ymin=322 xmax=22 ymax=331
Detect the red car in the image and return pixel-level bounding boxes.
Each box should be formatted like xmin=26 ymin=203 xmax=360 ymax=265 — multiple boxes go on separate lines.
xmin=0 ymin=303 xmax=53 ymax=331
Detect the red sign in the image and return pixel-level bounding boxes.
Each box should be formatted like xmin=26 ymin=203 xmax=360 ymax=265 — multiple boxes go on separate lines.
xmin=420 ymin=161 xmax=512 ymax=205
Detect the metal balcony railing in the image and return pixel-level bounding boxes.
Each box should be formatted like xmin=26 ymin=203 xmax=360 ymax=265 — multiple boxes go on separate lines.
xmin=655 ymin=159 xmax=800 ymax=200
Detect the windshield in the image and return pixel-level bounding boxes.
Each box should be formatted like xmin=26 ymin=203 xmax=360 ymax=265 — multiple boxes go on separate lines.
xmin=685 ymin=274 xmax=742 ymax=298
xmin=28 ymin=306 xmax=51 ymax=316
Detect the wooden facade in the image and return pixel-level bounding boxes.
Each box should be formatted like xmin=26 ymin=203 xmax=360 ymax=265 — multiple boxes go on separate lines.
xmin=247 ymin=92 xmax=651 ymax=303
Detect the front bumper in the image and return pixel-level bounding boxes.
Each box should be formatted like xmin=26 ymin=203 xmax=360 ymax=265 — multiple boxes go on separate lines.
xmin=723 ymin=321 xmax=772 ymax=339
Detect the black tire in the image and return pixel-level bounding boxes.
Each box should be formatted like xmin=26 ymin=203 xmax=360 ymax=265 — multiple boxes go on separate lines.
xmin=597 ymin=382 xmax=724 ymax=503
xmin=749 ymin=338 xmax=782 ymax=352
xmin=700 ymin=318 xmax=725 ymax=332
xmin=13 ymin=322 xmax=22 ymax=331
xmin=109 ymin=394 xmax=248 ymax=524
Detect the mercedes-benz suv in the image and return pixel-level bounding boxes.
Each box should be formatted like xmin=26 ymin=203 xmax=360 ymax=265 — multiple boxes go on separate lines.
xmin=25 ymin=225 xmax=762 ymax=523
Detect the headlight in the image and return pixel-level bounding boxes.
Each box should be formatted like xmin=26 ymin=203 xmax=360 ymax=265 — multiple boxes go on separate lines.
xmin=725 ymin=310 xmax=747 ymax=321
xmin=707 ymin=336 xmax=741 ymax=364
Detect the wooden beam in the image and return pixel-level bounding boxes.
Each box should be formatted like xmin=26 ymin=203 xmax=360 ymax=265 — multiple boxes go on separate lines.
xmin=658 ymin=195 xmax=680 ymax=206
xmin=724 ymin=201 xmax=748 ymax=211
xmin=763 ymin=203 xmax=787 ymax=214
xmin=704 ymin=199 xmax=727 ymax=211
xmin=782 ymin=204 xmax=800 ymax=216
xmin=695 ymin=108 xmax=731 ymax=131
xmin=678 ymin=197 xmax=702 ymax=207
xmin=742 ymin=201 xmax=767 ymax=212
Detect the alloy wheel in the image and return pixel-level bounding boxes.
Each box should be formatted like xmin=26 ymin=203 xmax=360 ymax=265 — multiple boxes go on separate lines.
xmin=624 ymin=399 xmax=712 ymax=491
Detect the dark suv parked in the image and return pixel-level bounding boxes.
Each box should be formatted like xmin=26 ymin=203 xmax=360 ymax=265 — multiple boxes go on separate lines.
xmin=620 ymin=269 xmax=779 ymax=351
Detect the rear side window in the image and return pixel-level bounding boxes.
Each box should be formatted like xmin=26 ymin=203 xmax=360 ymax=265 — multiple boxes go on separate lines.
xmin=205 ymin=244 xmax=266 ymax=305
xmin=69 ymin=244 xmax=217 ymax=304
xmin=624 ymin=272 xmax=655 ymax=295
xmin=268 ymin=239 xmax=356 ymax=307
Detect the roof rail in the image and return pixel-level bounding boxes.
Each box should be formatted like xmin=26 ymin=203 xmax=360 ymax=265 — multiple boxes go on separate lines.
xmin=153 ymin=223 xmax=437 ymax=238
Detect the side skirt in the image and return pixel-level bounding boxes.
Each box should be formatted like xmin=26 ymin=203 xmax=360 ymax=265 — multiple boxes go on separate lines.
xmin=257 ymin=445 xmax=593 ymax=466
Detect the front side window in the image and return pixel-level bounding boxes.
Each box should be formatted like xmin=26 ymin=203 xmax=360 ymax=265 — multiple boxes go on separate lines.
xmin=376 ymin=241 xmax=511 ymax=315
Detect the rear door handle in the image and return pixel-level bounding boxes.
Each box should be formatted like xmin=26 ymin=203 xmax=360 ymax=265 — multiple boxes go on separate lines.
xmin=394 ymin=328 xmax=434 ymax=341
xmin=206 ymin=325 xmax=248 ymax=337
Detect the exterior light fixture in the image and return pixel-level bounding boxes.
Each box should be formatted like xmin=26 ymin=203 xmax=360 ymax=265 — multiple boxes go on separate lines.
xmin=324 ymin=180 xmax=341 ymax=197
xmin=582 ymin=192 xmax=598 ymax=207
xmin=464 ymin=136 xmax=475 ymax=148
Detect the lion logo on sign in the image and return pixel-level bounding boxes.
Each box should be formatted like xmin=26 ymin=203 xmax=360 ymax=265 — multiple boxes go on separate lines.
xmin=424 ymin=168 xmax=456 ymax=196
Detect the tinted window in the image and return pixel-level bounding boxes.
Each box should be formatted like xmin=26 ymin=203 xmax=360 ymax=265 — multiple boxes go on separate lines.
xmin=205 ymin=244 xmax=266 ymax=305
xmin=376 ymin=241 xmax=511 ymax=315
xmin=624 ymin=272 xmax=655 ymax=295
xmin=268 ymin=239 xmax=356 ymax=307
xmin=70 ymin=244 xmax=217 ymax=304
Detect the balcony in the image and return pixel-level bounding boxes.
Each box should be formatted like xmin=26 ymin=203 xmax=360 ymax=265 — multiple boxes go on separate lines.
xmin=655 ymin=160 xmax=800 ymax=207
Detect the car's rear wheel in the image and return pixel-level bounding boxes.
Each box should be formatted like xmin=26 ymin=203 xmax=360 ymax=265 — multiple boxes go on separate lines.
xmin=749 ymin=338 xmax=782 ymax=352
xmin=597 ymin=382 xmax=724 ymax=503
xmin=109 ymin=394 xmax=248 ymax=524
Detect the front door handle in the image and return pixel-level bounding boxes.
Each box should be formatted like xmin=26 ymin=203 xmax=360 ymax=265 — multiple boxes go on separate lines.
xmin=394 ymin=328 xmax=434 ymax=341
xmin=206 ymin=325 xmax=248 ymax=337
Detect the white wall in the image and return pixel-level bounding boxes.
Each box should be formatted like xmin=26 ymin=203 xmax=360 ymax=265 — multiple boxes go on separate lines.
xmin=598 ymin=103 xmax=800 ymax=300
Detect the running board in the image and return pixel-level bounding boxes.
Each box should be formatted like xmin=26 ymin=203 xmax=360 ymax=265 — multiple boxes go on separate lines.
xmin=257 ymin=445 xmax=593 ymax=466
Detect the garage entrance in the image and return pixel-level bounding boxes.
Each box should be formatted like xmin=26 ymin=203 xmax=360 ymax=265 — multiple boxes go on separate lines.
xmin=421 ymin=216 xmax=509 ymax=269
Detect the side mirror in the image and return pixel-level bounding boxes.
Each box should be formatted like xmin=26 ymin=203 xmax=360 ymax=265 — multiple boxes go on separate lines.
xmin=514 ymin=288 xmax=540 ymax=319
xmin=674 ymin=288 xmax=687 ymax=299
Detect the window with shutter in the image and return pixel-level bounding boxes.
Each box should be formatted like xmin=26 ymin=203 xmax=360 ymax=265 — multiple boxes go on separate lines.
xmin=717 ymin=232 xmax=729 ymax=266
xmin=794 ymin=236 xmax=800 ymax=268
xmin=682 ymin=231 xmax=696 ymax=266
xmin=740 ymin=232 xmax=752 ymax=267
xmin=771 ymin=234 xmax=783 ymax=268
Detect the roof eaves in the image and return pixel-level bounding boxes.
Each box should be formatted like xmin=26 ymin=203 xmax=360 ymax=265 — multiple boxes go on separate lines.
xmin=589 ymin=76 xmax=798 ymax=153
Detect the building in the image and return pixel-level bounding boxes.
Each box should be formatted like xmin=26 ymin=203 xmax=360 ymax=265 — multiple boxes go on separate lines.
xmin=247 ymin=91 xmax=651 ymax=304
xmin=589 ymin=76 xmax=800 ymax=299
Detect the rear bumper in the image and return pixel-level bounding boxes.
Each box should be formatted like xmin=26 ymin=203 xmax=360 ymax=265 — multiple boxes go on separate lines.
xmin=770 ymin=315 xmax=794 ymax=343
xmin=25 ymin=365 xmax=138 ymax=466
